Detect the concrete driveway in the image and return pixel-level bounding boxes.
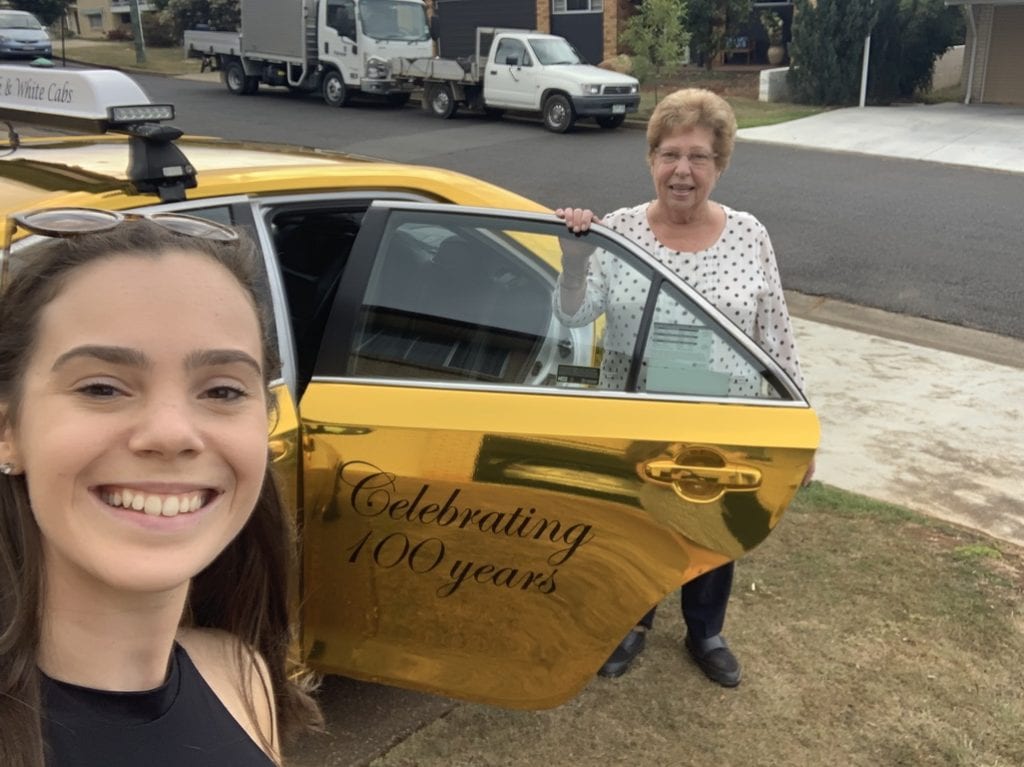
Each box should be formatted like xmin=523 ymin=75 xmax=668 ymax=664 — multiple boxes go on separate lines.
xmin=738 ymin=102 xmax=1024 ymax=174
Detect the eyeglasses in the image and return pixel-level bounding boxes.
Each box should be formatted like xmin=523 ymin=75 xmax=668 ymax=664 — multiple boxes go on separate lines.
xmin=1 ymin=207 xmax=239 ymax=292
xmin=653 ymin=149 xmax=718 ymax=169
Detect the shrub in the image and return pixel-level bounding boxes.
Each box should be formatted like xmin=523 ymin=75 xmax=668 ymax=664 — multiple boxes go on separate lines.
xmin=141 ymin=12 xmax=178 ymax=47
xmin=153 ymin=0 xmax=240 ymax=38
xmin=105 ymin=27 xmax=133 ymax=42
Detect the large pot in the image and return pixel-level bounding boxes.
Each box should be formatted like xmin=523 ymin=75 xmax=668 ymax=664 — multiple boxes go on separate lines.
xmin=767 ymin=44 xmax=786 ymax=66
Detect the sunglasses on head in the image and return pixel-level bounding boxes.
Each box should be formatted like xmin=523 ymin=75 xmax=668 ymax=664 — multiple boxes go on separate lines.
xmin=1 ymin=207 xmax=239 ymax=292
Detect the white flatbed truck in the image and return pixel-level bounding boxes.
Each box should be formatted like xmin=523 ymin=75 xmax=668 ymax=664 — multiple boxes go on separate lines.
xmin=392 ymin=27 xmax=640 ymax=133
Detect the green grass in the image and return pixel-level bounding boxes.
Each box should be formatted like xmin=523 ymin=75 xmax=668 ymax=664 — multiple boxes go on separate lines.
xmin=918 ymin=83 xmax=965 ymax=105
xmin=58 ymin=41 xmax=201 ymax=76
xmin=292 ymin=482 xmax=1024 ymax=767
xmin=636 ymin=91 xmax=825 ymax=128
xmin=728 ymin=97 xmax=826 ymax=128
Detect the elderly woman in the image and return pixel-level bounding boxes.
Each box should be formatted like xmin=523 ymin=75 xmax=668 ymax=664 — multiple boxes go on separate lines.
xmin=556 ymin=87 xmax=812 ymax=686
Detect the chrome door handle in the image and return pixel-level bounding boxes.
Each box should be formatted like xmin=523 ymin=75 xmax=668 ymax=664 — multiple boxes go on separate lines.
xmin=642 ymin=450 xmax=761 ymax=503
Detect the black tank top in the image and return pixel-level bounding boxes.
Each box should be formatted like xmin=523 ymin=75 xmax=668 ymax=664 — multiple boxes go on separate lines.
xmin=41 ymin=643 xmax=275 ymax=767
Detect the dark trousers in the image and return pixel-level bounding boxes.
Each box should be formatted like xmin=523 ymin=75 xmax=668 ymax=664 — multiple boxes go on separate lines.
xmin=637 ymin=561 xmax=734 ymax=639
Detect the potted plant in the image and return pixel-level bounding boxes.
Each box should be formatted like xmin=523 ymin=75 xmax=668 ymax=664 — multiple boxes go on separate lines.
xmin=760 ymin=11 xmax=786 ymax=66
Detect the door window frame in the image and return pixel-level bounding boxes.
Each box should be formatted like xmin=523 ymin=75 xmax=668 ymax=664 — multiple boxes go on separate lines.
xmin=313 ymin=201 xmax=809 ymax=407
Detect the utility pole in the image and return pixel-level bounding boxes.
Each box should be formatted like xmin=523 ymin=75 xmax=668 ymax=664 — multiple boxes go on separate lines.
xmin=129 ymin=0 xmax=146 ymax=64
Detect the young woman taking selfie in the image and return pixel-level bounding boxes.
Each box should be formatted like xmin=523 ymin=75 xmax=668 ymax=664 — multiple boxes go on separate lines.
xmin=0 ymin=213 xmax=321 ymax=766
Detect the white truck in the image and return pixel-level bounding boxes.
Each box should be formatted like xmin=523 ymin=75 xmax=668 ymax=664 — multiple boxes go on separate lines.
xmin=393 ymin=27 xmax=640 ymax=133
xmin=184 ymin=0 xmax=433 ymax=106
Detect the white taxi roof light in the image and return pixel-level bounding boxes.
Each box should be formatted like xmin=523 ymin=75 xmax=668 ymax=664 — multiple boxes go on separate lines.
xmin=108 ymin=104 xmax=175 ymax=125
xmin=0 ymin=65 xmax=197 ymax=203
xmin=0 ymin=66 xmax=157 ymax=132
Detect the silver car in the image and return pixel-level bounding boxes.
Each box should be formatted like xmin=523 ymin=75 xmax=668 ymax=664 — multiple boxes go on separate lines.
xmin=0 ymin=10 xmax=52 ymax=59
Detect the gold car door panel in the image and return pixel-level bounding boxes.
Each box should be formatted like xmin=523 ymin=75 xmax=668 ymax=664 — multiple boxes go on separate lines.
xmin=296 ymin=203 xmax=819 ymax=708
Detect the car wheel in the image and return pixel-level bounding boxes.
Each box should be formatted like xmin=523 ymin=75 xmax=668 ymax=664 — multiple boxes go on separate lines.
xmin=322 ymin=70 xmax=350 ymax=107
xmin=543 ymin=94 xmax=575 ymax=134
xmin=428 ymin=83 xmax=458 ymax=119
xmin=596 ymin=114 xmax=625 ymax=130
xmin=224 ymin=60 xmax=248 ymax=95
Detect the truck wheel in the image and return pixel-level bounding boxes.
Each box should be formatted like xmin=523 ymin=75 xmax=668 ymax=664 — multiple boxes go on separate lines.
xmin=428 ymin=83 xmax=458 ymax=119
xmin=596 ymin=114 xmax=625 ymax=129
xmin=224 ymin=60 xmax=248 ymax=95
xmin=322 ymin=71 xmax=350 ymax=107
xmin=543 ymin=94 xmax=575 ymax=133
xmin=242 ymin=76 xmax=260 ymax=95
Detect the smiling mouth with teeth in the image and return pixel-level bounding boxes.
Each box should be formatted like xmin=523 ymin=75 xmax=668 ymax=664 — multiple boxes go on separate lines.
xmin=100 ymin=488 xmax=213 ymax=518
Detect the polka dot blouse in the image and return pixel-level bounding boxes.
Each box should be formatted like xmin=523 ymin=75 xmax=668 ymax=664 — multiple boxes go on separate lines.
xmin=555 ymin=202 xmax=805 ymax=395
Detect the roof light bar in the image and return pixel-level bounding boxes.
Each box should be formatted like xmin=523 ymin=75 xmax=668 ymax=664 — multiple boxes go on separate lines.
xmin=108 ymin=104 xmax=175 ymax=124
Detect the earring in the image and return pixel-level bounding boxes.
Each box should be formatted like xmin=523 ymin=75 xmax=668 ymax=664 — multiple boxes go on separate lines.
xmin=0 ymin=462 xmax=15 ymax=475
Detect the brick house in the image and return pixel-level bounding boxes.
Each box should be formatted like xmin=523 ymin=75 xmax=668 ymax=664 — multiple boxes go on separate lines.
xmin=71 ymin=0 xmax=157 ymax=37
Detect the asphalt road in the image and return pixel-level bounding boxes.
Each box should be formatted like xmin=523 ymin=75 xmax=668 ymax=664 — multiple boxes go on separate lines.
xmin=129 ymin=74 xmax=1024 ymax=341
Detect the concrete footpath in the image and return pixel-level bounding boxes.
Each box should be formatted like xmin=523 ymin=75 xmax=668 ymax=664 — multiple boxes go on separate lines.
xmin=737 ymin=105 xmax=1024 ymax=548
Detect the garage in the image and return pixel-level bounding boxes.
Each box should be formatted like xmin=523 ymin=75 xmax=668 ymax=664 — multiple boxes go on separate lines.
xmin=949 ymin=0 xmax=1024 ymax=105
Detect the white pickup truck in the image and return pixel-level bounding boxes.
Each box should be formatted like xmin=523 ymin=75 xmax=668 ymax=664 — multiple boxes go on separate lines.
xmin=392 ymin=27 xmax=641 ymax=133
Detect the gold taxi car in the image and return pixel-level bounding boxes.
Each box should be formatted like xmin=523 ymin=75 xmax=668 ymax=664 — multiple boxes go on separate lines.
xmin=1 ymin=66 xmax=819 ymax=709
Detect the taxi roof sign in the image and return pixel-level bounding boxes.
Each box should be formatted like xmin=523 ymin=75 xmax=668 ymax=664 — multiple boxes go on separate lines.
xmin=0 ymin=66 xmax=194 ymax=203
xmin=0 ymin=66 xmax=172 ymax=132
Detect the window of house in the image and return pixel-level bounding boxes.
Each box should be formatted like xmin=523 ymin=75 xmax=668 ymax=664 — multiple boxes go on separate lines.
xmin=86 ymin=12 xmax=103 ymax=30
xmin=552 ymin=0 xmax=603 ymax=14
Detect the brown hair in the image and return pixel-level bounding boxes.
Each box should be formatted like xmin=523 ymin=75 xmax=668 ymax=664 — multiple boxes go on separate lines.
xmin=0 ymin=221 xmax=321 ymax=766
xmin=646 ymin=88 xmax=738 ymax=172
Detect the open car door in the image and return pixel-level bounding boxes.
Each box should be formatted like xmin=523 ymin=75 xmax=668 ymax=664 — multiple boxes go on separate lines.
xmin=295 ymin=202 xmax=818 ymax=709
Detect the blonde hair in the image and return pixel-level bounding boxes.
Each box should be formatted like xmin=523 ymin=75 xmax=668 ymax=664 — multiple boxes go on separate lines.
xmin=646 ymin=88 xmax=738 ymax=171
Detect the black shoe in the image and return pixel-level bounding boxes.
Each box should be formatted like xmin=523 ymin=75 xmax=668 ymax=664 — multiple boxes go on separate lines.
xmin=597 ymin=627 xmax=647 ymax=678
xmin=684 ymin=633 xmax=742 ymax=687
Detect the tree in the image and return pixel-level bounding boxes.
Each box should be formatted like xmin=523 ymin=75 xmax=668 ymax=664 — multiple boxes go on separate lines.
xmin=867 ymin=0 xmax=964 ymax=102
xmin=153 ymin=0 xmax=240 ymax=39
xmin=686 ymin=0 xmax=752 ymax=70
xmin=788 ymin=0 xmax=876 ymax=105
xmin=788 ymin=0 xmax=963 ymax=106
xmin=619 ymin=0 xmax=690 ymax=102
xmin=10 ymin=0 xmax=70 ymax=27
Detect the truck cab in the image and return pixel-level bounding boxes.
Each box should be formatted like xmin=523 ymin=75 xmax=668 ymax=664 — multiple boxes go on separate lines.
xmin=320 ymin=0 xmax=433 ymax=103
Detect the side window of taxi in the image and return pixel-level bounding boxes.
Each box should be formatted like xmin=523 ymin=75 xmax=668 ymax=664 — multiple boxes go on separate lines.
xmin=268 ymin=205 xmax=364 ymax=383
xmin=343 ymin=209 xmax=789 ymax=400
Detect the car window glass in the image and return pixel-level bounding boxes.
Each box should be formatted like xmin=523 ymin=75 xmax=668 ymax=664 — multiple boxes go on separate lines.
xmin=326 ymin=0 xmax=356 ymax=38
xmin=270 ymin=207 xmax=364 ymax=384
xmin=495 ymin=39 xmax=527 ymax=66
xmin=182 ymin=205 xmax=234 ymax=227
xmin=640 ymin=284 xmax=785 ymax=399
xmin=342 ymin=209 xmax=790 ymax=401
